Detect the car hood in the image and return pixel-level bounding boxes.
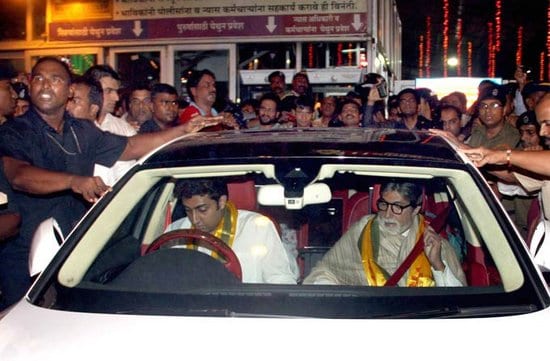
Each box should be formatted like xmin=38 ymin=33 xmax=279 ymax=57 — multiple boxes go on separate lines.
xmin=1 ymin=299 xmax=549 ymax=360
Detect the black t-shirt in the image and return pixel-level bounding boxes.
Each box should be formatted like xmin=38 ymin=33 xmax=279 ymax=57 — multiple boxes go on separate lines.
xmin=139 ymin=119 xmax=162 ymax=133
xmin=0 ymin=107 xmax=128 ymax=245
xmin=394 ymin=115 xmax=442 ymax=130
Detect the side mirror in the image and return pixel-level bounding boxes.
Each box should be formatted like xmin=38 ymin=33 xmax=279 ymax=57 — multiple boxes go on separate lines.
xmin=258 ymin=182 xmax=332 ymax=210
xmin=28 ymin=218 xmax=64 ymax=277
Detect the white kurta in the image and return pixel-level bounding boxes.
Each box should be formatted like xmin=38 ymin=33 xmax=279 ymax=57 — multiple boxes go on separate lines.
xmin=94 ymin=113 xmax=137 ymax=186
xmin=167 ymin=210 xmax=298 ymax=284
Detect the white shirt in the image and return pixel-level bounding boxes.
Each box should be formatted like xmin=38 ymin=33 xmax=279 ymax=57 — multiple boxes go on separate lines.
xmin=167 ymin=210 xmax=297 ymax=284
xmin=94 ymin=113 xmax=137 ymax=186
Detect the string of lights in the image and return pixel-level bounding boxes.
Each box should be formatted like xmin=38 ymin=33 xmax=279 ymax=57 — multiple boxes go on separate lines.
xmin=495 ymin=0 xmax=502 ymax=53
xmin=488 ymin=22 xmax=495 ymax=77
xmin=516 ymin=26 xmax=523 ymax=67
xmin=442 ymin=0 xmax=449 ymax=77
xmin=425 ymin=16 xmax=431 ymax=78
xmin=456 ymin=18 xmax=463 ymax=76
xmin=467 ymin=41 xmax=473 ymax=77
xmin=418 ymin=35 xmax=424 ymax=77
xmin=547 ymin=1 xmax=550 ymax=80
xmin=409 ymin=0 xmax=548 ymax=79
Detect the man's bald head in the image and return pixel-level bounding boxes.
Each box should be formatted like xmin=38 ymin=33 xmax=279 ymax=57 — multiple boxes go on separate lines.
xmin=534 ymin=93 xmax=550 ymax=142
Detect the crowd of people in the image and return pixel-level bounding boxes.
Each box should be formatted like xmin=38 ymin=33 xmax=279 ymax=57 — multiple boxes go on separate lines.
xmin=1 ymin=56 xmax=550 ymax=310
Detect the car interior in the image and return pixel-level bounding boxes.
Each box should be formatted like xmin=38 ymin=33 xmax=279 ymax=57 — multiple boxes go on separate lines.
xmin=28 ymin=161 xmax=545 ymax=317
xmin=53 ymin=163 xmax=524 ymax=293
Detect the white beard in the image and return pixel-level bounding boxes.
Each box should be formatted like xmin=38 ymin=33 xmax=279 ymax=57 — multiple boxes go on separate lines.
xmin=378 ymin=216 xmax=404 ymax=236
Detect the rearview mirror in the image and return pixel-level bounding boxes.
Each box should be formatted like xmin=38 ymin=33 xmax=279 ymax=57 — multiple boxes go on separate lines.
xmin=257 ymin=183 xmax=332 ymax=210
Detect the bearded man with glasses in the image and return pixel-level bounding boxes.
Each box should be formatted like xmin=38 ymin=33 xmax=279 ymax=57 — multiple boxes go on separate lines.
xmin=304 ymin=181 xmax=466 ymax=287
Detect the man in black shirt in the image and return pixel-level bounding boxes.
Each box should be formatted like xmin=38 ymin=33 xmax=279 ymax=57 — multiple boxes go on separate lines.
xmin=0 ymin=57 xmax=220 ymax=310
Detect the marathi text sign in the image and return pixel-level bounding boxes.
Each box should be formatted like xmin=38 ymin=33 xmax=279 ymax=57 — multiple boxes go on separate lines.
xmin=50 ymin=21 xmax=132 ymax=41
xmin=49 ymin=13 xmax=367 ymax=41
xmin=112 ymin=0 xmax=365 ymax=20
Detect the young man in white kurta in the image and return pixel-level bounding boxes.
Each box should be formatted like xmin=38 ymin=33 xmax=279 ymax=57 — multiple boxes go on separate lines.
xmin=166 ymin=178 xmax=297 ymax=284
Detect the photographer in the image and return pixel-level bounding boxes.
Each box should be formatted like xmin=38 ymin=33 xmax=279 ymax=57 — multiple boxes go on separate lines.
xmin=359 ymin=73 xmax=389 ymax=128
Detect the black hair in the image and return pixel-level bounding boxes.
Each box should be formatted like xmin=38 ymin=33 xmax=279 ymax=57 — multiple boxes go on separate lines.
xmin=338 ymin=98 xmax=362 ymax=114
xmin=268 ymin=71 xmax=285 ymax=83
xmin=438 ymin=103 xmax=462 ymax=120
xmin=72 ymin=75 xmax=104 ymax=111
xmin=174 ymin=178 xmax=228 ymax=203
xmin=128 ymin=81 xmax=152 ymax=94
xmin=84 ymin=64 xmax=121 ymax=82
xmin=387 ymin=95 xmax=399 ymax=110
xmin=151 ymin=83 xmax=178 ymax=99
xmin=397 ymin=88 xmax=420 ymax=104
xmin=186 ymin=69 xmax=215 ymax=102
xmin=32 ymin=56 xmax=73 ymax=83
xmin=381 ymin=181 xmax=422 ymax=207
xmin=240 ymin=98 xmax=259 ymax=109
xmin=292 ymin=71 xmax=310 ymax=85
xmin=259 ymin=92 xmax=281 ymax=112
xmin=295 ymin=95 xmax=314 ymax=111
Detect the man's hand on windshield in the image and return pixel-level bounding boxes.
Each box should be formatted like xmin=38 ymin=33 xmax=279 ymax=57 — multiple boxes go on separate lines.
xmin=185 ymin=115 xmax=223 ymax=133
xmin=221 ymin=112 xmax=240 ymax=129
xmin=70 ymin=175 xmax=111 ymax=203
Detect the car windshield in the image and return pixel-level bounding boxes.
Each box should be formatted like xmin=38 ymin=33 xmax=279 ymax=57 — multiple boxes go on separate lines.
xmin=29 ymin=130 xmax=547 ymax=319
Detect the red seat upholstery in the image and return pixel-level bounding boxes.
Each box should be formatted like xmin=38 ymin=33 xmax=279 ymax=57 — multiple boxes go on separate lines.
xmin=332 ymin=189 xmax=371 ymax=233
xmin=463 ymin=244 xmax=489 ymax=286
xmin=227 ymin=179 xmax=257 ymax=211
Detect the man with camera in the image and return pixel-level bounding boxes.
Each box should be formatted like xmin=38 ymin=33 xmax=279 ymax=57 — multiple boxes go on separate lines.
xmin=360 ymin=73 xmax=392 ymax=128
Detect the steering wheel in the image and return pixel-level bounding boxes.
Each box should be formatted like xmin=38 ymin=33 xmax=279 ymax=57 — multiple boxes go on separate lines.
xmin=143 ymin=229 xmax=242 ymax=281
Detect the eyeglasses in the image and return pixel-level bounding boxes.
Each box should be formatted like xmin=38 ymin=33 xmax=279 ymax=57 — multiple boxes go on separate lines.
xmin=376 ymin=199 xmax=413 ymax=215
xmin=479 ymin=103 xmax=503 ymax=111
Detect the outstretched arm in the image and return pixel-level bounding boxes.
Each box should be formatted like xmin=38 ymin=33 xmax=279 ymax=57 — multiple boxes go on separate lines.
xmin=2 ymin=157 xmax=110 ymax=203
xmin=462 ymin=147 xmax=550 ymax=177
xmin=119 ymin=115 xmax=223 ymax=161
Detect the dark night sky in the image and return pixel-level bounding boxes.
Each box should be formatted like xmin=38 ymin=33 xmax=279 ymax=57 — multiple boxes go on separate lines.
xmin=395 ymin=0 xmax=548 ymax=80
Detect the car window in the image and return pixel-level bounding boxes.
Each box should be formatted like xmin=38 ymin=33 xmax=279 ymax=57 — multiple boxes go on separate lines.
xmin=43 ymin=162 xmax=537 ymax=318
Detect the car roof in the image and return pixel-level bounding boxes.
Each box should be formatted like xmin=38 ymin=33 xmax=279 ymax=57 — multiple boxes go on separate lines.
xmin=142 ymin=128 xmax=462 ymax=167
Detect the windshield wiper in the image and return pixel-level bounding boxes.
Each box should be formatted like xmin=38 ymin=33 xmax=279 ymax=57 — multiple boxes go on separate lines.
xmin=376 ymin=304 xmax=538 ymax=319
xmin=185 ymin=309 xmax=302 ymax=318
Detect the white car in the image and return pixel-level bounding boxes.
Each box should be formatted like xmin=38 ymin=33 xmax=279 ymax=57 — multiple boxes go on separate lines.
xmin=1 ymin=128 xmax=549 ymax=360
